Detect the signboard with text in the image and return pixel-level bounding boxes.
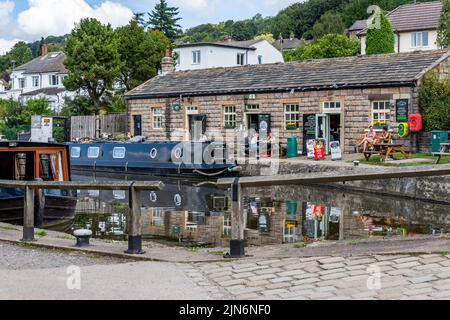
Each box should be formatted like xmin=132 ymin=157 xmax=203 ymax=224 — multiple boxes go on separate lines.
xmin=396 ymin=99 xmax=409 ymax=122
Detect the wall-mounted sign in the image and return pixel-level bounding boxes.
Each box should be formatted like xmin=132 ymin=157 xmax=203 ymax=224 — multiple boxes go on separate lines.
xmin=395 ymin=99 xmax=409 ymax=122
xmin=172 ymin=102 xmax=182 ymax=112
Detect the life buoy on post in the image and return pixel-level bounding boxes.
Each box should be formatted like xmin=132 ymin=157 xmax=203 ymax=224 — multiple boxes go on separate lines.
xmin=409 ymin=114 xmax=423 ymax=133
xmin=398 ymin=123 xmax=410 ymax=138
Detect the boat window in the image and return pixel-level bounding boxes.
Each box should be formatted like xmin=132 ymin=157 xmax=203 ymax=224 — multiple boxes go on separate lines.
xmin=39 ymin=154 xmax=54 ymax=181
xmin=113 ymin=147 xmax=126 ymax=159
xmin=14 ymin=153 xmax=27 ymax=180
xmin=58 ymin=152 xmax=64 ymax=181
xmin=150 ymin=148 xmax=158 ymax=159
xmin=70 ymin=147 xmax=81 ymax=158
xmin=87 ymin=147 xmax=100 ymax=158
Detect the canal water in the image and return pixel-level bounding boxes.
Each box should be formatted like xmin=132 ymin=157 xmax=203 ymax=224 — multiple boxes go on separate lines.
xmin=69 ymin=174 xmax=450 ymax=247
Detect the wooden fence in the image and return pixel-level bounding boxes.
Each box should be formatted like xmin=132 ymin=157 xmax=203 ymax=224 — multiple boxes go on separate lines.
xmin=70 ymin=114 xmax=127 ymax=140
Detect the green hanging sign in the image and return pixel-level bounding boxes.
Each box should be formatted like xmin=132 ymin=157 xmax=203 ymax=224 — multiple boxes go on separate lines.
xmin=172 ymin=102 xmax=182 ymax=112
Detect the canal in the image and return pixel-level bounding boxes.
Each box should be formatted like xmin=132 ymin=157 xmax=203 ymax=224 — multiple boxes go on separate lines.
xmin=68 ymin=174 xmax=450 ymax=247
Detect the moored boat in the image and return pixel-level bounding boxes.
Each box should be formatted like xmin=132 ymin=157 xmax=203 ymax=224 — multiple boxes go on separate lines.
xmin=0 ymin=141 xmax=77 ymax=228
xmin=68 ymin=141 xmax=240 ymax=178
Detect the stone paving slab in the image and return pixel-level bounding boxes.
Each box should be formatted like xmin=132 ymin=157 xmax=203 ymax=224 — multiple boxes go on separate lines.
xmin=192 ymin=254 xmax=450 ymax=300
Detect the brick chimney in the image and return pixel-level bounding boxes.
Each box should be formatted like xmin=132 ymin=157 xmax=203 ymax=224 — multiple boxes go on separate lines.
xmin=41 ymin=44 xmax=48 ymax=57
xmin=223 ymin=35 xmax=232 ymax=43
xmin=161 ymin=48 xmax=175 ymax=74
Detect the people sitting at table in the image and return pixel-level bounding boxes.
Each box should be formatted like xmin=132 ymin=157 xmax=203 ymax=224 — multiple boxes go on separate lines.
xmin=376 ymin=126 xmax=392 ymax=144
xmin=357 ymin=125 xmax=378 ymax=152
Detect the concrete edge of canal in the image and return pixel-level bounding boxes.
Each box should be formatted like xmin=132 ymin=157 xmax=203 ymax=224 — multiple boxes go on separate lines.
xmin=1 ymin=223 xmax=449 ymax=264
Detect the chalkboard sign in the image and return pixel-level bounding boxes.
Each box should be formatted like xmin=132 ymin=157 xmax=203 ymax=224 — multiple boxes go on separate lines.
xmin=396 ymin=99 xmax=409 ymax=122
xmin=303 ymin=114 xmax=316 ymax=154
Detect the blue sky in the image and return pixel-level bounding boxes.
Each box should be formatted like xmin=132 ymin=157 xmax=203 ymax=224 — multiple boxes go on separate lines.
xmin=0 ymin=0 xmax=298 ymax=54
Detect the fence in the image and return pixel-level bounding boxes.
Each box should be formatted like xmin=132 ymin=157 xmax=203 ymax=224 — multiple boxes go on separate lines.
xmin=70 ymin=114 xmax=127 ymax=140
xmin=0 ymin=180 xmax=163 ymax=254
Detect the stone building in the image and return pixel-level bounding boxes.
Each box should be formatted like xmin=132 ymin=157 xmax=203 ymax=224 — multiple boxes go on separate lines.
xmin=126 ymin=49 xmax=450 ymax=154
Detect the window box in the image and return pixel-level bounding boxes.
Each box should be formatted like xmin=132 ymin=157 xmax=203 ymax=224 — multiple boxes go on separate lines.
xmin=286 ymin=124 xmax=298 ymax=130
xmin=224 ymin=124 xmax=236 ymax=130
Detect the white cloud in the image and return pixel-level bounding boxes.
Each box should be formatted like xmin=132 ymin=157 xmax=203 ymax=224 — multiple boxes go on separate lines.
xmin=0 ymin=39 xmax=22 ymax=55
xmin=0 ymin=0 xmax=14 ymax=29
xmin=17 ymin=0 xmax=133 ymax=39
xmin=171 ymin=0 xmax=208 ymax=10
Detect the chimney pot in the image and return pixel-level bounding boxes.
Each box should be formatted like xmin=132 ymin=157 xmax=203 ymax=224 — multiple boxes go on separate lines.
xmin=161 ymin=48 xmax=175 ymax=75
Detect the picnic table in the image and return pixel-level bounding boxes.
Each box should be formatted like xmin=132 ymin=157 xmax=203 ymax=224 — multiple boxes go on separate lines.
xmin=363 ymin=143 xmax=411 ymax=162
xmin=433 ymin=142 xmax=450 ymax=164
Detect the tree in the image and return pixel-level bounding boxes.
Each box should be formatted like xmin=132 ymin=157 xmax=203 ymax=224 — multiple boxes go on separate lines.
xmin=64 ymin=18 xmax=123 ymax=114
xmin=60 ymin=96 xmax=95 ymax=117
xmin=312 ymin=12 xmax=346 ymax=39
xmin=147 ymin=0 xmax=182 ymax=41
xmin=365 ymin=12 xmax=395 ymax=55
xmin=288 ymin=34 xmax=359 ymax=60
xmin=254 ymin=33 xmax=275 ymax=43
xmin=419 ymin=72 xmax=450 ymax=131
xmin=132 ymin=12 xmax=146 ymax=27
xmin=116 ymin=20 xmax=171 ymax=90
xmin=437 ymin=0 xmax=450 ymax=48
xmin=7 ymin=42 xmax=33 ymax=68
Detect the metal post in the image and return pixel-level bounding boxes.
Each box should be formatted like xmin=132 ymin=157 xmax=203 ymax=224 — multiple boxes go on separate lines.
xmin=21 ymin=185 xmax=35 ymax=242
xmin=125 ymin=185 xmax=145 ymax=254
xmin=228 ymin=178 xmax=245 ymax=258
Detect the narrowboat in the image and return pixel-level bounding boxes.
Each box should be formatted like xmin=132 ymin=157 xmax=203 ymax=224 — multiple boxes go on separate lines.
xmin=68 ymin=141 xmax=240 ymax=178
xmin=0 ymin=141 xmax=77 ymax=228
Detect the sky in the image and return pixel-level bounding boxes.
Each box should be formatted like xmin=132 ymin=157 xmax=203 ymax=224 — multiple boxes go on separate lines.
xmin=0 ymin=0 xmax=299 ymax=54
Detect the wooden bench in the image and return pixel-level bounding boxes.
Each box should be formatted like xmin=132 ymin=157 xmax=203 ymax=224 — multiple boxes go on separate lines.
xmin=363 ymin=143 xmax=411 ymax=162
xmin=433 ymin=142 xmax=450 ymax=164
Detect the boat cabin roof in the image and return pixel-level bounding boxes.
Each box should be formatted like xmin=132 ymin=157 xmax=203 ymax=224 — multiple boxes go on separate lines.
xmin=0 ymin=141 xmax=68 ymax=149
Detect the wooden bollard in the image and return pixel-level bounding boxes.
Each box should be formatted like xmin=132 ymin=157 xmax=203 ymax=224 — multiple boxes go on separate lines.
xmin=125 ymin=184 xmax=145 ymax=254
xmin=21 ymin=185 xmax=35 ymax=242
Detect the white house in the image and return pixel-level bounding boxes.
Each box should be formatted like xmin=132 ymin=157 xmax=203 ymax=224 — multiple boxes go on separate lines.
xmin=358 ymin=1 xmax=443 ymax=55
xmin=6 ymin=44 xmax=76 ymax=112
xmin=173 ymin=39 xmax=284 ymax=71
xmin=0 ymin=79 xmax=8 ymax=99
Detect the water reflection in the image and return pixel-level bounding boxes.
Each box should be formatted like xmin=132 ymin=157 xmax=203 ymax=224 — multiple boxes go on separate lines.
xmin=68 ymin=175 xmax=450 ymax=247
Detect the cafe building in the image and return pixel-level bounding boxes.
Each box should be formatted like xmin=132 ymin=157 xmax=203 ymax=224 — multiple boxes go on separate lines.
xmin=125 ymin=49 xmax=450 ymax=154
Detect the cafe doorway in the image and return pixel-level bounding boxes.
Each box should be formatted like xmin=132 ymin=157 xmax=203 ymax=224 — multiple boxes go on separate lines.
xmin=316 ymin=113 xmax=342 ymax=154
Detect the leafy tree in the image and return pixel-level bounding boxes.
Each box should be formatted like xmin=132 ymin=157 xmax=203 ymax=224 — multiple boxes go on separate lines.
xmin=64 ymin=18 xmax=123 ymax=114
xmin=147 ymin=0 xmax=182 ymax=41
xmin=116 ymin=20 xmax=170 ymax=90
xmin=60 ymin=96 xmax=95 ymax=117
xmin=312 ymin=12 xmax=346 ymax=39
xmin=289 ymin=34 xmax=359 ymax=60
xmin=365 ymin=12 xmax=395 ymax=55
xmin=0 ymin=98 xmax=53 ymax=139
xmin=254 ymin=33 xmax=275 ymax=43
xmin=437 ymin=0 xmax=450 ymax=48
xmin=419 ymin=72 xmax=450 ymax=131
xmin=7 ymin=42 xmax=33 ymax=69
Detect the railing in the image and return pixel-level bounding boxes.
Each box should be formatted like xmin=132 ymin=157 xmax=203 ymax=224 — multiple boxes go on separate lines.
xmin=0 ymin=180 xmax=164 ymax=254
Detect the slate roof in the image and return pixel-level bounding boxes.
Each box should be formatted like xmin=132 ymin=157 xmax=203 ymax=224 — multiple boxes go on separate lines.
xmin=348 ymin=19 xmax=368 ymax=32
xmin=126 ymin=49 xmax=450 ymax=99
xmin=388 ymin=1 xmax=443 ymax=32
xmin=277 ymin=38 xmax=303 ymax=50
xmin=176 ymin=40 xmax=261 ymax=51
xmin=14 ymin=52 xmax=67 ymax=75
xmin=358 ymin=1 xmax=443 ymax=35
xmin=21 ymin=87 xmax=66 ymax=96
